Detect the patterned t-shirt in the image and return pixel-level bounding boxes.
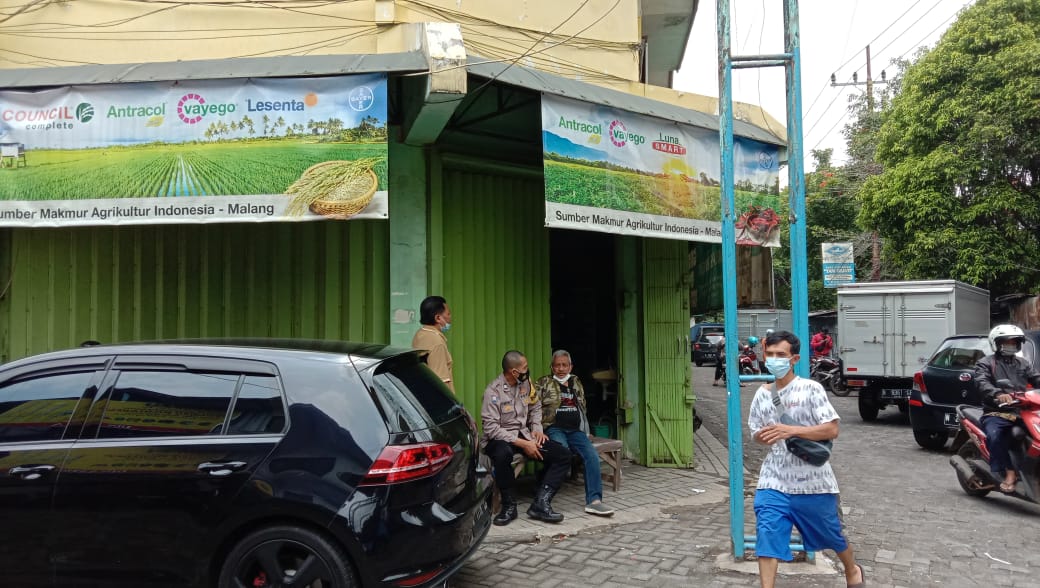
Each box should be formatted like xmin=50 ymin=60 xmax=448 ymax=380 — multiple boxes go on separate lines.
xmin=747 ymin=376 xmax=841 ymax=494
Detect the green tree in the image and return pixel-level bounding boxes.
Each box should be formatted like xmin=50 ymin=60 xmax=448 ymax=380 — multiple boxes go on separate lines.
xmin=859 ymin=0 xmax=1040 ymax=296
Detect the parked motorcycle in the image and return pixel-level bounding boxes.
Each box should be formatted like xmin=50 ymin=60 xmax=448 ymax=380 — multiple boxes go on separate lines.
xmin=810 ymin=356 xmax=848 ymax=396
xmin=739 ymin=345 xmax=759 ymax=375
xmin=949 ymin=379 xmax=1040 ymax=503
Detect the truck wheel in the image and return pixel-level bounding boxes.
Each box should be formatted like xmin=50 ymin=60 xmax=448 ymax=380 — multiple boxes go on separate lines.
xmin=858 ymin=393 xmax=879 ymax=422
xmin=913 ymin=430 xmax=949 ymax=451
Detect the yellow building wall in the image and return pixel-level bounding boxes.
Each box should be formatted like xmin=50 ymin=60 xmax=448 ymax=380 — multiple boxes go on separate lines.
xmin=0 ymin=0 xmax=640 ymax=83
xmin=0 ymin=0 xmax=782 ymax=142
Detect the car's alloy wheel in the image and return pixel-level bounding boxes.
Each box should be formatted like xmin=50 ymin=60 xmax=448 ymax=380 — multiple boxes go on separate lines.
xmin=219 ymin=525 xmax=357 ymax=588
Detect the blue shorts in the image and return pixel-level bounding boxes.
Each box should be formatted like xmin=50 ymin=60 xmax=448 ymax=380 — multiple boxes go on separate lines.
xmin=753 ymin=489 xmax=847 ymax=561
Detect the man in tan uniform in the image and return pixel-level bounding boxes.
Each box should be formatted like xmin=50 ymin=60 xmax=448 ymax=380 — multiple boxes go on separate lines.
xmin=481 ymin=350 xmax=571 ymax=526
xmin=412 ymin=295 xmax=454 ymax=394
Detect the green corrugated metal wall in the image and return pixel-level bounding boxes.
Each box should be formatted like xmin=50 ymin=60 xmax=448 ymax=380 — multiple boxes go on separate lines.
xmin=642 ymin=238 xmax=694 ymax=466
xmin=439 ymin=163 xmax=552 ymax=425
xmin=0 ymin=222 xmax=389 ymax=362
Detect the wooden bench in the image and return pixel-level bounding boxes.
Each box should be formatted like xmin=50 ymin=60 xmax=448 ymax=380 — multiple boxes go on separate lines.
xmin=574 ymin=436 xmax=623 ymax=492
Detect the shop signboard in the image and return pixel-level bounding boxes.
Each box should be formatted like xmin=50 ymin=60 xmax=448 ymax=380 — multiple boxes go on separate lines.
xmin=0 ymin=74 xmax=388 ymax=227
xmin=541 ymin=94 xmax=781 ymax=245
xmin=822 ymin=242 xmax=856 ymax=287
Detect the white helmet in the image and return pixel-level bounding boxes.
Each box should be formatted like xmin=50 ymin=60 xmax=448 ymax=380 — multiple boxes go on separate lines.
xmin=988 ymin=324 xmax=1025 ymax=354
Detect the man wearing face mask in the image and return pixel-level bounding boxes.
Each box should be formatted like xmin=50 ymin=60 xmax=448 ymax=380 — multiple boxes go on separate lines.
xmin=974 ymin=324 xmax=1040 ymax=494
xmin=412 ymin=295 xmax=455 ymax=394
xmin=535 ymin=350 xmax=615 ymax=516
xmin=481 ymin=350 xmax=572 ymax=525
xmin=747 ymin=331 xmax=864 ymax=588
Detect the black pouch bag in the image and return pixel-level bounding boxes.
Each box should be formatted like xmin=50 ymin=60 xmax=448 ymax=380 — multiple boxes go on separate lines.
xmin=771 ymin=385 xmax=832 ymax=467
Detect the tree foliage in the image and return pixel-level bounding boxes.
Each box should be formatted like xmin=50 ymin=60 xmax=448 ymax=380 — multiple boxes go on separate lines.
xmin=859 ymin=0 xmax=1040 ymax=296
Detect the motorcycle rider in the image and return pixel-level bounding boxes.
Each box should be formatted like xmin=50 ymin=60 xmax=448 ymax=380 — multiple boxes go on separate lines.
xmin=973 ymin=324 xmax=1040 ymax=494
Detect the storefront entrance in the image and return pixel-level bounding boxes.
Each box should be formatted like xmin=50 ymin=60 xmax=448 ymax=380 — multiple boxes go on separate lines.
xmin=548 ymin=229 xmax=618 ymax=437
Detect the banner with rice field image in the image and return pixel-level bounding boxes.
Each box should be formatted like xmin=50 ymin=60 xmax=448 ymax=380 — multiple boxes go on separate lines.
xmin=541 ymin=94 xmax=781 ymax=245
xmin=0 ymin=74 xmax=388 ymax=227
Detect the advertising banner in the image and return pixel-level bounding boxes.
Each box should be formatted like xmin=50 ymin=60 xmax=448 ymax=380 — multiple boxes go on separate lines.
xmin=0 ymin=74 xmax=388 ymax=227
xmin=822 ymin=242 xmax=856 ymax=287
xmin=541 ymin=94 xmax=781 ymax=245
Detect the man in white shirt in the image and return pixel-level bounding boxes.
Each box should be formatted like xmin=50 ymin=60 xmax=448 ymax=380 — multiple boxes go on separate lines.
xmin=747 ymin=330 xmax=864 ymax=588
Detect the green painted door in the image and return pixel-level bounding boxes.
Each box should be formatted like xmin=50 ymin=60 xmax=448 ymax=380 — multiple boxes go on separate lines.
xmin=642 ymin=238 xmax=694 ymax=467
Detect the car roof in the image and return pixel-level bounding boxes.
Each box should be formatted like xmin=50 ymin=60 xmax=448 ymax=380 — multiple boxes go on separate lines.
xmin=1 ymin=338 xmax=414 ymax=372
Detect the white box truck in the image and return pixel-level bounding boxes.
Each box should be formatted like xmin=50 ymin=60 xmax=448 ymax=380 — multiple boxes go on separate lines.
xmin=836 ymin=280 xmax=990 ymax=421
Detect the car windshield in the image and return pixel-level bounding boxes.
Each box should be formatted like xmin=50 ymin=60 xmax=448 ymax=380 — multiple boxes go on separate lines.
xmin=927 ymin=337 xmax=989 ymax=369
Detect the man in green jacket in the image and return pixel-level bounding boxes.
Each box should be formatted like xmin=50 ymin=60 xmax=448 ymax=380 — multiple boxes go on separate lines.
xmin=535 ymin=350 xmax=615 ymax=516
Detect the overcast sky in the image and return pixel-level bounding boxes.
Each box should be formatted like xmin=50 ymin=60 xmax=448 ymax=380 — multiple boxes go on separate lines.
xmin=674 ymin=0 xmax=974 ymax=170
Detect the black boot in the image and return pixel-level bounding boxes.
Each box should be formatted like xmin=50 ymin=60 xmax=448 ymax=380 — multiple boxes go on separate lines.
xmin=494 ymin=489 xmax=518 ymax=526
xmin=526 ymin=484 xmax=564 ymax=523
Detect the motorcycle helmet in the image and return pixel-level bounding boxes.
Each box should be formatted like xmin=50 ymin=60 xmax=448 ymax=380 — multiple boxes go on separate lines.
xmin=988 ymin=324 xmax=1025 ymax=355
xmin=747 ymin=336 xmax=759 ymax=346
xmin=765 ymin=329 xmax=775 ymax=337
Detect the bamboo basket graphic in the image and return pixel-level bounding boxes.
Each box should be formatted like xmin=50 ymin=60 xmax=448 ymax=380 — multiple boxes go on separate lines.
xmin=285 ymin=159 xmax=380 ymax=219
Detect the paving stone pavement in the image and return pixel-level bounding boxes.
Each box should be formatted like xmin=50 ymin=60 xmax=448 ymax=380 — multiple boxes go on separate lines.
xmin=451 ymin=365 xmax=1040 ymax=587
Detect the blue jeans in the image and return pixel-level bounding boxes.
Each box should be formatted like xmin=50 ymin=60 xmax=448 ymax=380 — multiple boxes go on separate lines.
xmin=982 ymin=414 xmax=1017 ymax=477
xmin=546 ymin=426 xmax=602 ymax=504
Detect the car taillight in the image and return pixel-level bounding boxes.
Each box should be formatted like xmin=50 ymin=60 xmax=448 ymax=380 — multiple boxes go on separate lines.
xmin=913 ymin=371 xmax=926 ymax=394
xmin=360 ymin=442 xmax=454 ymax=486
xmin=694 ymin=343 xmax=701 ymax=350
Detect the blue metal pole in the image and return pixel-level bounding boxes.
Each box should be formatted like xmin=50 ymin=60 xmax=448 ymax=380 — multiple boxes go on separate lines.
xmin=785 ymin=0 xmax=810 ymax=375
xmin=715 ymin=0 xmax=744 ymax=560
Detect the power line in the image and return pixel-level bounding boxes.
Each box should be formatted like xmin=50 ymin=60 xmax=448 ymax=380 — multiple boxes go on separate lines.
xmin=866 ymin=0 xmax=946 ymax=72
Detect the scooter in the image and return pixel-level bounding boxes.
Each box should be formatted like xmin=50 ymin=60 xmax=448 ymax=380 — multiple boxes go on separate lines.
xmin=811 ymin=356 xmax=848 ymax=396
xmin=949 ymin=379 xmax=1040 ymax=503
xmin=739 ymin=345 xmax=759 ymax=375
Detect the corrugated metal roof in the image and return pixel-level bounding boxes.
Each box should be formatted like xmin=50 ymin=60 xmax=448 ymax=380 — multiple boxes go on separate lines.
xmin=466 ymin=58 xmax=786 ymax=147
xmin=0 ymin=52 xmax=428 ymax=88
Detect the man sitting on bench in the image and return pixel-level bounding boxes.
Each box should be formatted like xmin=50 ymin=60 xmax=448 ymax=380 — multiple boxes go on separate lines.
xmin=535 ymin=350 xmax=615 ymax=517
xmin=482 ymin=350 xmax=572 ymax=526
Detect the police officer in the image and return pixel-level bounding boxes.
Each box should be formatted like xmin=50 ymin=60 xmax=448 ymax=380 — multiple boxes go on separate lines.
xmin=481 ymin=350 xmax=571 ymax=525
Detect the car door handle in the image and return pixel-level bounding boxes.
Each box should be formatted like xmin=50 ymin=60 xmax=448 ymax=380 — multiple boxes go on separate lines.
xmin=197 ymin=461 xmax=248 ymax=477
xmin=10 ymin=464 xmax=56 ymax=481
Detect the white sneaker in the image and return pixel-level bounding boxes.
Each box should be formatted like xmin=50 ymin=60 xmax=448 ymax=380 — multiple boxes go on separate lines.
xmin=584 ymin=501 xmax=615 ymax=516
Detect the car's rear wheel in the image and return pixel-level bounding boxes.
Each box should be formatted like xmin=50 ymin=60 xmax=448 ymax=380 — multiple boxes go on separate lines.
xmin=955 ymin=442 xmax=991 ymax=498
xmin=219 ymin=525 xmax=357 ymax=588
xmin=913 ymin=429 xmax=949 ymax=451
xmin=695 ymin=359 xmax=703 ymax=367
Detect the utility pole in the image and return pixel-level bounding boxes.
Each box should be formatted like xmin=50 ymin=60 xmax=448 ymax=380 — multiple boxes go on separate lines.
xmin=830 ymin=45 xmax=888 ymax=281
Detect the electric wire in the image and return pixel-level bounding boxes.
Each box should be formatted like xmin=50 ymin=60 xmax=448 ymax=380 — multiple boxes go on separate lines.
xmin=862 ymin=0 xmax=946 ymax=75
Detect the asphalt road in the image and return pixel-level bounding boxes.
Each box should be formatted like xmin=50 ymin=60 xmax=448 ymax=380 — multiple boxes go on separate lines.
xmin=454 ymin=362 xmax=1040 ymax=587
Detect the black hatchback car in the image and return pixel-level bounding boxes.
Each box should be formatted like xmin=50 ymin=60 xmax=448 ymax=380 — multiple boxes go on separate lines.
xmin=910 ymin=331 xmax=1040 ymax=450
xmin=691 ymin=323 xmax=725 ymax=365
xmin=0 ymin=339 xmax=492 ymax=588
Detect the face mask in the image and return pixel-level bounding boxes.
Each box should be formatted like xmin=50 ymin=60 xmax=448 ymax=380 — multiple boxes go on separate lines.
xmin=1000 ymin=343 xmax=1019 ymax=355
xmin=515 ymin=370 xmax=530 ymax=383
xmin=440 ymin=322 xmax=451 ymax=333
xmin=765 ymin=357 xmax=792 ymax=379
xmin=553 ymin=374 xmax=570 ymax=384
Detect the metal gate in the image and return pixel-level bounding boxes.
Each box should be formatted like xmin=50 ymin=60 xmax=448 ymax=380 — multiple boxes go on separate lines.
xmin=0 ymin=222 xmax=389 ymax=362
xmin=642 ymin=238 xmax=694 ymax=467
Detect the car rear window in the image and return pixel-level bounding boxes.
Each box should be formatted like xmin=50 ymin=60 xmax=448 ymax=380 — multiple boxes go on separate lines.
xmin=370 ymin=354 xmax=461 ymax=433
xmin=928 ymin=337 xmax=989 ymax=369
